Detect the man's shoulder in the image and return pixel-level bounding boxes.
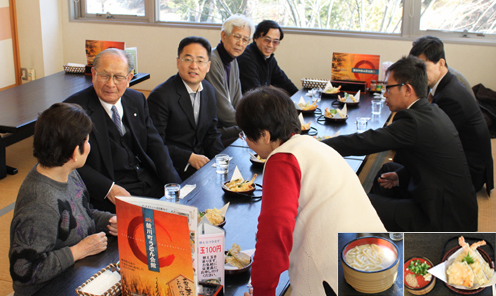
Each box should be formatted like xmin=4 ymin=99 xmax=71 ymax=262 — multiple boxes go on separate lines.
xmin=149 ymin=75 xmax=179 ymax=97
xmin=237 ymin=43 xmax=257 ymax=62
xmin=65 ymin=85 xmax=96 ymax=104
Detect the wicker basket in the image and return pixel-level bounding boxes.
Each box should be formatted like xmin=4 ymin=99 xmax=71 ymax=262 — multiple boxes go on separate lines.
xmin=301 ymin=78 xmax=328 ymax=89
xmin=63 ymin=64 xmax=85 ymax=74
xmin=75 ymin=263 xmax=121 ymax=296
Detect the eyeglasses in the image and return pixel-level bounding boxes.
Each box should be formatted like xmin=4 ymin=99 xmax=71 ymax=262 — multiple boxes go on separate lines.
xmin=261 ymin=37 xmax=280 ymax=46
xmin=231 ymin=33 xmax=251 ymax=45
xmin=239 ymin=131 xmax=246 ymax=141
xmin=385 ymin=83 xmax=405 ymax=93
xmin=179 ymin=57 xmax=209 ymax=66
xmin=95 ymin=72 xmax=130 ymax=85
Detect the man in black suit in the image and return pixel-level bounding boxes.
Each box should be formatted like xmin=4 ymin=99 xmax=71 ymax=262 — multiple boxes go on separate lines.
xmin=323 ymin=56 xmax=478 ymax=232
xmin=65 ymin=48 xmax=181 ymax=213
xmin=410 ymin=35 xmax=493 ymax=194
xmin=148 ymin=36 xmax=224 ymax=180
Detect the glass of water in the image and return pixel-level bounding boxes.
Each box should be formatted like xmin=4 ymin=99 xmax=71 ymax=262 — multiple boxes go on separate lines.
xmin=164 ymin=183 xmax=181 ymax=201
xmin=215 ymin=154 xmax=230 ymax=174
xmin=312 ymin=88 xmax=322 ymax=102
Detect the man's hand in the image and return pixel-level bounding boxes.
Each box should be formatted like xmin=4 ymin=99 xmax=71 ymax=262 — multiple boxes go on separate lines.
xmin=377 ymin=172 xmax=399 ymax=189
xmin=107 ymin=184 xmax=131 ymax=204
xmin=244 ymin=288 xmax=253 ymax=296
xmin=70 ymin=232 xmax=108 ymax=261
xmin=189 ymin=153 xmax=210 ymax=170
xmin=108 ymin=216 xmax=117 ymax=236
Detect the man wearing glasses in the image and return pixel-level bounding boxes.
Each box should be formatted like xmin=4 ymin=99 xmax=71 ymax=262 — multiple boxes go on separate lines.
xmin=148 ymin=36 xmax=224 ymax=180
xmin=237 ymin=20 xmax=298 ymax=95
xmin=205 ymin=15 xmax=255 ymax=146
xmin=323 ymin=56 xmax=477 ymax=232
xmin=65 ymin=48 xmax=181 ymax=213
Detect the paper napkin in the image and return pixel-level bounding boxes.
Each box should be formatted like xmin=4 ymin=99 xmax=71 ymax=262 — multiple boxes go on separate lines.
xmin=179 ymin=184 xmax=196 ymax=199
xmin=428 ymin=247 xmax=496 ymax=289
xmin=230 ymin=166 xmax=243 ymax=182
xmin=298 ymin=113 xmax=305 ymax=125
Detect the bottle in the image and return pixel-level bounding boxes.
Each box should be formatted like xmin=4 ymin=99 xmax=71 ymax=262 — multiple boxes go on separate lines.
xmin=370 ymin=80 xmax=377 ymax=92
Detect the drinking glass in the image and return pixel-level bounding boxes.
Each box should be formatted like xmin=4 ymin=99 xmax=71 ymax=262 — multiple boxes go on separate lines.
xmin=164 ymin=183 xmax=181 ymax=201
xmin=312 ymin=88 xmax=322 ymax=102
xmin=215 ymin=154 xmax=230 ymax=174
xmin=389 ymin=233 xmax=403 ymax=241
xmin=371 ymin=100 xmax=382 ymax=115
xmin=356 ymin=117 xmax=369 ymax=133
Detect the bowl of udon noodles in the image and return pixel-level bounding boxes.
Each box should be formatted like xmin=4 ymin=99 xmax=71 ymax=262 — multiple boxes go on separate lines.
xmin=341 ymin=236 xmax=400 ymax=294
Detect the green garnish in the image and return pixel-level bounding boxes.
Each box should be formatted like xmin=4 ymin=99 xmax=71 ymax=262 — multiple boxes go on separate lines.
xmin=462 ymin=254 xmax=475 ymax=264
xmin=407 ymin=259 xmax=431 ymax=276
xmin=329 ymin=109 xmax=337 ymax=115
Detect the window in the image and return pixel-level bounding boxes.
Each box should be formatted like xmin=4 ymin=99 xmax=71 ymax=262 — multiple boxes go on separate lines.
xmin=420 ymin=0 xmax=496 ymax=35
xmin=75 ymin=0 xmax=496 ymax=42
xmin=157 ymin=0 xmax=403 ymax=33
xmin=80 ymin=0 xmax=148 ymax=20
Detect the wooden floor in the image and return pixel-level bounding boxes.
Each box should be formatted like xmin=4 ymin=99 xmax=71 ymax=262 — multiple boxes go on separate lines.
xmin=1 ymin=133 xmax=495 ymax=296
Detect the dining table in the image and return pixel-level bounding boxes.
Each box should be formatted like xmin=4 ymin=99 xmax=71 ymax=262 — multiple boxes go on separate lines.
xmin=31 ymin=88 xmax=391 ymax=296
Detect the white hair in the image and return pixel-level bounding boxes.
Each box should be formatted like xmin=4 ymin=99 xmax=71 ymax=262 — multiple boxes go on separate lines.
xmin=222 ymin=14 xmax=255 ymax=38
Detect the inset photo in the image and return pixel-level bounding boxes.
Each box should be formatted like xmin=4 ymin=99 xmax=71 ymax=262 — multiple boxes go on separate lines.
xmin=404 ymin=233 xmax=495 ymax=296
xmin=338 ymin=233 xmax=403 ymax=296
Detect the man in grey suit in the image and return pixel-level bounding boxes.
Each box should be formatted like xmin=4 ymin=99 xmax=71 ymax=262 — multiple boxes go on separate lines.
xmin=65 ymin=48 xmax=181 ymax=213
xmin=323 ymin=56 xmax=477 ymax=232
xmin=148 ymin=36 xmax=224 ymax=180
xmin=205 ymin=14 xmax=255 ymax=146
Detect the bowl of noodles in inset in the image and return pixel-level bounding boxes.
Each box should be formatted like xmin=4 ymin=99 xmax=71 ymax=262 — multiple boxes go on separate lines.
xmin=341 ymin=236 xmax=400 ymax=294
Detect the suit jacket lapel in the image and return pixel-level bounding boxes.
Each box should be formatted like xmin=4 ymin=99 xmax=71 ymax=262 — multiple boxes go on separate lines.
xmin=175 ymin=75 xmax=197 ymax=129
xmin=86 ymin=89 xmax=114 ymax=179
xmin=434 ymin=71 xmax=452 ymax=99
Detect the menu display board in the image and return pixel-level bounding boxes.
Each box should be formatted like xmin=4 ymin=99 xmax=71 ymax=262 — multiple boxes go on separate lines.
xmin=332 ymin=52 xmax=380 ymax=89
xmin=116 ymin=196 xmax=198 ymax=296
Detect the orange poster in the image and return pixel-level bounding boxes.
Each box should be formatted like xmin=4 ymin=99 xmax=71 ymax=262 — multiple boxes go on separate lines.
xmin=116 ymin=197 xmax=196 ymax=296
xmin=332 ymin=53 xmax=380 ymax=89
xmin=85 ymin=40 xmax=126 ymax=66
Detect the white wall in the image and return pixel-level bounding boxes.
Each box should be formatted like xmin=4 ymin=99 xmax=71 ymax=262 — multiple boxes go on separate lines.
xmin=16 ymin=0 xmax=496 ymax=92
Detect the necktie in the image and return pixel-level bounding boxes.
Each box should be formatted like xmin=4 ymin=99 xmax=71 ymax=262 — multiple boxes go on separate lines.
xmin=111 ymin=105 xmax=123 ymax=136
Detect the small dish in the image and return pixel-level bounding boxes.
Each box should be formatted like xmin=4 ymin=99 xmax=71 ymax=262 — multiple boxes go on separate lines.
xmin=404 ymin=256 xmax=436 ymax=295
xmin=301 ymin=126 xmax=318 ymax=135
xmin=198 ymin=212 xmax=226 ymax=228
xmin=225 ymin=251 xmax=253 ymax=275
xmin=222 ymin=181 xmax=255 ymax=195
xmin=323 ymin=114 xmax=348 ymax=122
xmin=249 ymin=153 xmax=266 ymax=166
xmin=442 ymin=245 xmax=493 ymax=294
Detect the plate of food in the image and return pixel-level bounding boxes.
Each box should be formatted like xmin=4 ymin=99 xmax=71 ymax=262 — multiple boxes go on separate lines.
xmin=323 ymin=82 xmax=342 ymax=96
xmin=440 ymin=236 xmax=495 ymax=294
xmin=337 ymin=92 xmax=360 ymax=106
xmin=323 ymin=107 xmax=347 ymax=122
xmin=198 ymin=208 xmax=226 ymax=228
xmin=296 ymin=100 xmax=319 ymax=114
xmin=404 ymin=257 xmax=436 ymax=295
xmin=249 ymin=153 xmax=266 ymax=166
xmin=225 ymin=243 xmax=253 ymax=275
xmin=222 ymin=174 xmax=257 ymax=195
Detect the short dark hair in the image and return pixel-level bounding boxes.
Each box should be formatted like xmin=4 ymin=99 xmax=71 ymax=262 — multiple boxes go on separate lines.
xmin=409 ymin=35 xmax=447 ymax=66
xmin=33 ymin=103 xmax=92 ymax=167
xmin=386 ymin=56 xmax=428 ymax=99
xmin=253 ymin=20 xmax=284 ymax=41
xmin=236 ymin=86 xmax=300 ymax=142
xmin=178 ymin=36 xmax=212 ymax=60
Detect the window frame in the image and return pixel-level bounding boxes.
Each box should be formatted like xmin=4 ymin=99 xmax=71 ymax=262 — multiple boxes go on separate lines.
xmin=71 ymin=0 xmax=496 ymax=46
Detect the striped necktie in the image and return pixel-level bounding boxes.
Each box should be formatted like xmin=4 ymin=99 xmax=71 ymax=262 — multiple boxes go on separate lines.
xmin=111 ymin=105 xmax=123 ymax=136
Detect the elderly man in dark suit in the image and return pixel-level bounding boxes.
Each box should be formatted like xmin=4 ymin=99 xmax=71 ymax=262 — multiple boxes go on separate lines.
xmin=323 ymin=56 xmax=478 ymax=232
xmin=148 ymin=36 xmax=224 ymax=180
xmin=410 ymin=35 xmax=493 ymax=194
xmin=65 ymin=48 xmax=181 ymax=213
